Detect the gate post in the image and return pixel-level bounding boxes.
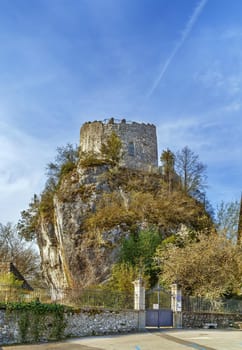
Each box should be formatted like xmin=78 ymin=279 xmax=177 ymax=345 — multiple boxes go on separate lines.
xmin=171 ymin=283 xmax=182 ymax=328
xmin=133 ymin=278 xmax=145 ymax=330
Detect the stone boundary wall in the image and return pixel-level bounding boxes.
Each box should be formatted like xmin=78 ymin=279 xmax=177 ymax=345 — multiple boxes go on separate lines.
xmin=0 ymin=309 xmax=18 ymax=345
xmin=182 ymin=312 xmax=242 ymax=328
xmin=65 ymin=309 xmax=141 ymax=337
xmin=0 ymin=308 xmax=143 ymax=345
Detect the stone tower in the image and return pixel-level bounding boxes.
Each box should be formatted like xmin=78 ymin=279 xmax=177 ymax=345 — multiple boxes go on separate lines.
xmin=79 ymin=118 xmax=158 ymax=170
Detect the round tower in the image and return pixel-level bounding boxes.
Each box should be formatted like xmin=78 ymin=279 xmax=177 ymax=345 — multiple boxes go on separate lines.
xmin=79 ymin=118 xmax=158 ymax=170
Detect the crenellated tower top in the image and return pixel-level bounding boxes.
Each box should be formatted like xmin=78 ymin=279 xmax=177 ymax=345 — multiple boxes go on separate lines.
xmin=79 ymin=118 xmax=158 ymax=170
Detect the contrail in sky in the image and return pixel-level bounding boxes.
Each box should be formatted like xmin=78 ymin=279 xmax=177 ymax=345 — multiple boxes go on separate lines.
xmin=147 ymin=0 xmax=208 ymax=98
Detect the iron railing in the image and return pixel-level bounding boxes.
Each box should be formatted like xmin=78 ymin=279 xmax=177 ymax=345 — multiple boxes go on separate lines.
xmin=0 ymin=284 xmax=133 ymax=310
xmin=146 ymin=289 xmax=171 ymax=309
xmin=182 ymin=295 xmax=242 ymax=314
xmin=1 ymin=283 xmax=241 ymax=314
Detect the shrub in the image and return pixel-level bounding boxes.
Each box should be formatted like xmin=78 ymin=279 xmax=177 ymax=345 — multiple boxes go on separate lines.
xmin=6 ymin=301 xmax=69 ymax=343
xmin=79 ymin=151 xmax=107 ymax=168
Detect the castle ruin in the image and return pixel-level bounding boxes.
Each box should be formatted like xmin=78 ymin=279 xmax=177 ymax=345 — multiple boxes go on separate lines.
xmin=79 ymin=118 xmax=158 ymax=170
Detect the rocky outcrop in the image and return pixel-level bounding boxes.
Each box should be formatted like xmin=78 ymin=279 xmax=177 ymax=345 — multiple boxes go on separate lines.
xmin=35 ymin=120 xmax=159 ymax=296
xmin=37 ymin=160 xmax=211 ymax=298
xmin=38 ymin=164 xmax=131 ymax=297
xmin=36 ymin=120 xmax=212 ymax=298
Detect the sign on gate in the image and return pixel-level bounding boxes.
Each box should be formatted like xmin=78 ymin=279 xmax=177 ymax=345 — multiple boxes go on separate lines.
xmin=145 ymin=283 xmax=183 ymax=328
xmin=171 ymin=283 xmax=182 ymax=312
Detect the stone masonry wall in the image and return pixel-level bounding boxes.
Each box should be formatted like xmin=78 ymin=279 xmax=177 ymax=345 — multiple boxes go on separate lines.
xmin=65 ymin=309 xmax=140 ymax=337
xmin=0 ymin=309 xmax=18 ymax=345
xmin=80 ymin=120 xmax=158 ymax=170
xmin=0 ymin=308 xmax=142 ymax=345
xmin=182 ymin=312 xmax=242 ymax=328
xmin=0 ymin=308 xmax=241 ymax=344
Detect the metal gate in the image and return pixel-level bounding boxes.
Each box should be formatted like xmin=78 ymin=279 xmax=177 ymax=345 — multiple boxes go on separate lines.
xmin=145 ymin=286 xmax=173 ymax=327
xmin=146 ymin=308 xmax=173 ymax=327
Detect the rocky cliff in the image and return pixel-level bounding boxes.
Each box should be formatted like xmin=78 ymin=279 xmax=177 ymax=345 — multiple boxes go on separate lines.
xmin=32 ymin=120 xmax=212 ymax=297
xmin=37 ymin=164 xmax=128 ymax=294
xmin=37 ymin=164 xmax=210 ymax=298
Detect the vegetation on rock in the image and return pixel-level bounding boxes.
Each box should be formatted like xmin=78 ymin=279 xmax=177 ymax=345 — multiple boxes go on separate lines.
xmin=16 ymin=133 xmax=242 ymax=299
xmin=100 ymin=131 xmax=123 ymax=166
xmin=45 ymin=143 xmax=79 ymax=190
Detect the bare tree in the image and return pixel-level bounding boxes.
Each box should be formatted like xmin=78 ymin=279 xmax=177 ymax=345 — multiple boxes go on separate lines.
xmin=175 ymin=146 xmax=207 ymax=199
xmin=0 ymin=223 xmax=40 ymax=283
xmin=216 ymin=200 xmax=240 ymax=243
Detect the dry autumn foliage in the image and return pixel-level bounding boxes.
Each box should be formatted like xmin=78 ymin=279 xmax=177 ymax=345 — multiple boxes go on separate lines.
xmin=156 ymin=232 xmax=242 ymax=299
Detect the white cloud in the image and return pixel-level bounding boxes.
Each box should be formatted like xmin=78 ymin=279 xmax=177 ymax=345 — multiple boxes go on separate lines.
xmin=156 ymin=111 xmax=242 ymax=165
xmin=223 ymin=101 xmax=242 ymax=112
xmin=157 ymin=117 xmax=214 ymax=153
xmin=0 ymin=121 xmax=54 ymax=224
xmin=220 ymin=28 xmax=242 ymax=39
xmin=194 ymin=69 xmax=225 ymax=89
xmin=195 ymin=70 xmax=242 ymax=96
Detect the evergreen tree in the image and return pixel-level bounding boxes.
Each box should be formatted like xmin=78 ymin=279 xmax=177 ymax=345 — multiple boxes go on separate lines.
xmin=160 ymin=148 xmax=176 ymax=192
xmin=100 ymin=132 xmax=123 ymax=166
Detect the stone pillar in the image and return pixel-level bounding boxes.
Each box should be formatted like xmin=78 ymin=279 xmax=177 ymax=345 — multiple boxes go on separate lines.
xmin=133 ymin=278 xmax=145 ymax=310
xmin=133 ymin=278 xmax=146 ymax=330
xmin=171 ymin=283 xmax=182 ymax=328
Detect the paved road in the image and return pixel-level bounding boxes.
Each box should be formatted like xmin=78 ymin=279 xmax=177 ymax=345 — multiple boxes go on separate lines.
xmin=2 ymin=329 xmax=242 ymax=350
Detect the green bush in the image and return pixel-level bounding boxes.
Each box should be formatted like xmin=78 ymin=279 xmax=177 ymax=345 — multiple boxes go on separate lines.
xmin=59 ymin=161 xmax=76 ymax=179
xmin=39 ymin=191 xmax=54 ymax=219
xmin=6 ymin=301 xmax=70 ymax=343
xmin=79 ymin=151 xmax=107 ymax=168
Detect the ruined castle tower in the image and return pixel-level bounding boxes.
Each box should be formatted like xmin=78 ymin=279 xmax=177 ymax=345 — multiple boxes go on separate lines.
xmin=79 ymin=118 xmax=158 ymax=170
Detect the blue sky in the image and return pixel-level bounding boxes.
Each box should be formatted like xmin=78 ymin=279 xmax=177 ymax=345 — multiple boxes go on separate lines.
xmin=1 ymin=0 xmax=242 ymax=224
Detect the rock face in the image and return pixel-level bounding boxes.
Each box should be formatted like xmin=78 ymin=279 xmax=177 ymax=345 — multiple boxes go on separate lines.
xmin=38 ymin=165 xmax=125 ymax=296
xmin=37 ymin=120 xmax=159 ymax=297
